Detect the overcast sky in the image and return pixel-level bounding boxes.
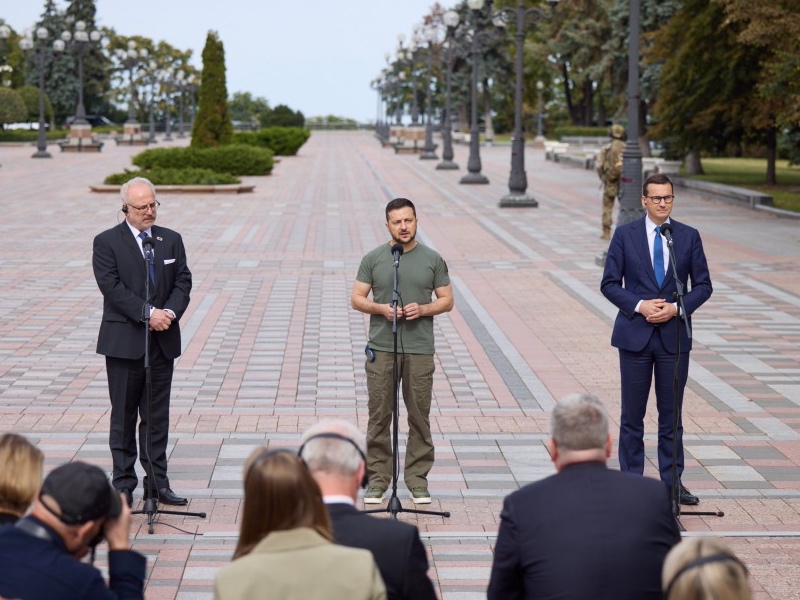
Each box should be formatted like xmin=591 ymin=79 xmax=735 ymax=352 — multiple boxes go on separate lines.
xmin=2 ymin=0 xmax=443 ymax=122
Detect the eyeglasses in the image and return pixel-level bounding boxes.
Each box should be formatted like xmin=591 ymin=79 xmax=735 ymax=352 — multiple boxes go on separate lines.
xmin=126 ymin=200 xmax=161 ymax=212
xmin=645 ymin=195 xmax=674 ymax=204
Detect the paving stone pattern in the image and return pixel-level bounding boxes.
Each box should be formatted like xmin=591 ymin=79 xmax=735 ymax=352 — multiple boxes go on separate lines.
xmin=1 ymin=132 xmax=799 ymax=598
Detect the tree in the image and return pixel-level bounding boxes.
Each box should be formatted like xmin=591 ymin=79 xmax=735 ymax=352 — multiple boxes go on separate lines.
xmin=191 ymin=31 xmax=232 ymax=147
xmin=261 ymin=104 xmax=305 ymax=128
xmin=17 ymin=85 xmax=54 ymax=125
xmin=649 ymin=0 xmax=765 ymax=175
xmin=229 ymin=91 xmax=269 ymax=127
xmin=0 ymin=88 xmax=27 ymax=126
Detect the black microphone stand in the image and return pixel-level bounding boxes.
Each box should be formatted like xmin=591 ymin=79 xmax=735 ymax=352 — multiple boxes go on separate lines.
xmin=365 ymin=245 xmax=450 ymax=521
xmin=663 ymin=227 xmax=723 ymax=529
xmin=133 ymin=238 xmax=206 ymax=533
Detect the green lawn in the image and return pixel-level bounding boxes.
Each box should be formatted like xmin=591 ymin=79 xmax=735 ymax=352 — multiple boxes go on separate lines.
xmin=682 ymin=158 xmax=800 ymax=212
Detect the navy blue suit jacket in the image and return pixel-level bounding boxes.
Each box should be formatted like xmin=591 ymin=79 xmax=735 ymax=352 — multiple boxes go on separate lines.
xmin=327 ymin=503 xmax=436 ymax=600
xmin=0 ymin=517 xmax=146 ymax=600
xmin=93 ymin=222 xmax=192 ymax=360
xmin=487 ymin=462 xmax=680 ymax=600
xmin=601 ymin=216 xmax=712 ymax=353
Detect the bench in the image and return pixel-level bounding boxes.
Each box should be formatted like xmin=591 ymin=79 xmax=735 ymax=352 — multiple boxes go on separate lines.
xmin=544 ymin=141 xmax=570 ymax=161
xmin=561 ymin=136 xmax=607 ymax=147
xmin=58 ymin=137 xmax=103 ymax=153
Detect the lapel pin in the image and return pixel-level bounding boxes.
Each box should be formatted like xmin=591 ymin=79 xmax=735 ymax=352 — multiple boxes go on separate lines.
xmin=156 ymin=236 xmax=163 ymax=241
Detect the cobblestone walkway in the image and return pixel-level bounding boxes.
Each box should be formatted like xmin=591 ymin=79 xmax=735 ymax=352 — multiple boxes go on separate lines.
xmin=1 ymin=131 xmax=799 ymax=598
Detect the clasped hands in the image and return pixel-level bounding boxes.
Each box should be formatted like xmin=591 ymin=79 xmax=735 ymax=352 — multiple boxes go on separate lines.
xmin=383 ymin=302 xmax=422 ymax=321
xmin=639 ymin=298 xmax=677 ymax=323
xmin=149 ymin=308 xmax=174 ymax=332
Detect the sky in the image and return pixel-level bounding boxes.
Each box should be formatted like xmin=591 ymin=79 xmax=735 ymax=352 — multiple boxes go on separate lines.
xmin=2 ymin=0 xmax=445 ymax=123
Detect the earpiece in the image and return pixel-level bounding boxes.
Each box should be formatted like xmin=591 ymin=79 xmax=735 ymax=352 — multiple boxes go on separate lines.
xmin=298 ymin=433 xmax=369 ymax=488
xmin=121 ymin=205 xmax=128 ymax=214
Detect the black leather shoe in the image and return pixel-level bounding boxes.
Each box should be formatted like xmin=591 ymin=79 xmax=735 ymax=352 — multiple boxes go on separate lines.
xmin=146 ymin=487 xmax=188 ymax=506
xmin=117 ymin=488 xmax=133 ymax=508
xmin=680 ymin=485 xmax=700 ymax=506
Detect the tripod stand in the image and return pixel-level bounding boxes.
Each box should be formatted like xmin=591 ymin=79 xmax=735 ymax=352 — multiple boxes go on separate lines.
xmin=662 ymin=224 xmax=723 ymax=529
xmin=365 ymin=244 xmax=450 ymax=521
xmin=132 ymin=236 xmax=205 ymax=533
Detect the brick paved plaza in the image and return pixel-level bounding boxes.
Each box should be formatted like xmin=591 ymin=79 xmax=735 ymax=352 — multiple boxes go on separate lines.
xmin=1 ymin=131 xmax=800 ymax=598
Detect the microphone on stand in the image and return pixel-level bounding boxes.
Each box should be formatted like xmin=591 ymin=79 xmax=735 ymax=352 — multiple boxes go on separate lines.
xmin=141 ymin=235 xmax=155 ymax=256
xmin=391 ymin=243 xmax=404 ymax=266
xmin=660 ymin=222 xmax=674 ymax=248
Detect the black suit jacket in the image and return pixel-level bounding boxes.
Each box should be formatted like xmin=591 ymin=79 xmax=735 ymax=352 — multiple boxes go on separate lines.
xmin=487 ymin=462 xmax=680 ymax=600
xmin=601 ymin=216 xmax=712 ymax=353
xmin=93 ymin=222 xmax=192 ymax=360
xmin=326 ymin=503 xmax=436 ymax=600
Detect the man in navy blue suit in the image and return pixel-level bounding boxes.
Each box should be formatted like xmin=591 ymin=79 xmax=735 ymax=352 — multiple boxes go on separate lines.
xmin=601 ymin=173 xmax=712 ymax=505
xmin=487 ymin=393 xmax=680 ymax=600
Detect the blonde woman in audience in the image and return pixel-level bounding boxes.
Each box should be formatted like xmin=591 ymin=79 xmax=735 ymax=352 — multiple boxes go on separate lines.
xmin=663 ymin=537 xmax=751 ymax=599
xmin=214 ymin=448 xmax=386 ymax=600
xmin=0 ymin=433 xmax=43 ymax=525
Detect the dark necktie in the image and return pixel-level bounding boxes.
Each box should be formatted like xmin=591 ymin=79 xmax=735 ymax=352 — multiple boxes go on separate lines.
xmin=653 ymin=226 xmax=664 ymax=287
xmin=139 ymin=232 xmax=156 ymax=284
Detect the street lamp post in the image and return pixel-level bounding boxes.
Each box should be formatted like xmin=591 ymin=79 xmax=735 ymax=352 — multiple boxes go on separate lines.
xmin=19 ymin=28 xmax=64 ymax=159
xmin=118 ymin=40 xmax=148 ymax=142
xmin=618 ymin=0 xmax=645 ymax=226
xmin=460 ymin=0 xmax=490 ymax=185
xmin=534 ymin=80 xmax=545 ymax=147
xmin=176 ymin=70 xmax=186 ymax=138
xmin=144 ymin=60 xmax=158 ymax=143
xmin=420 ymin=25 xmax=439 ymax=160
xmin=161 ymin=71 xmax=174 ymax=142
xmin=493 ymin=0 xmax=558 ymax=207
xmin=61 ymin=20 xmax=102 ymax=150
xmin=437 ymin=10 xmax=460 ymax=170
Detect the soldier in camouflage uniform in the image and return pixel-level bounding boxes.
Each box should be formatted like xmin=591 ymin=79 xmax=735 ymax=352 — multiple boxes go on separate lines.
xmin=597 ymin=124 xmax=625 ymax=240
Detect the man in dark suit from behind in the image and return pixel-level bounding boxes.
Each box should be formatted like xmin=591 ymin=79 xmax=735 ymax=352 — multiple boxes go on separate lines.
xmin=487 ymin=393 xmax=681 ymax=600
xmin=300 ymin=419 xmax=437 ymax=600
xmin=93 ymin=176 xmax=192 ymax=507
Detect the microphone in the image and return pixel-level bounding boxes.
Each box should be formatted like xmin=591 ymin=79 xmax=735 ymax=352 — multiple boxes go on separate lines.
xmin=391 ymin=243 xmax=404 ymax=266
xmin=660 ymin=222 xmax=674 ymax=247
xmin=141 ymin=235 xmax=155 ymax=256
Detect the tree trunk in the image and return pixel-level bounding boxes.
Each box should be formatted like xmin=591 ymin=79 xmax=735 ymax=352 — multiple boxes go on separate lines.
xmin=684 ymin=150 xmax=704 ymax=175
xmin=766 ymin=126 xmax=777 ymax=185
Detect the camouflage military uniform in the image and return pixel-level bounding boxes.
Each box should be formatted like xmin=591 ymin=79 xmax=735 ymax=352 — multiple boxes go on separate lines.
xmin=597 ymin=125 xmax=625 ymax=240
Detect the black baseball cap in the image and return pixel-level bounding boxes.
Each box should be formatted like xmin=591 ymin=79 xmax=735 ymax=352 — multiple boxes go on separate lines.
xmin=40 ymin=461 xmax=122 ymax=525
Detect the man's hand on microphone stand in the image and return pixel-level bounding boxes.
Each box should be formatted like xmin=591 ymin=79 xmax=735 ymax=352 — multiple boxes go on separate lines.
xmin=383 ymin=303 xmax=404 ymax=321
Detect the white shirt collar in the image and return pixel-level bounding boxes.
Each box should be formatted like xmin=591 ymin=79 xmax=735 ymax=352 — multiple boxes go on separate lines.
xmin=323 ymin=495 xmax=355 ymax=506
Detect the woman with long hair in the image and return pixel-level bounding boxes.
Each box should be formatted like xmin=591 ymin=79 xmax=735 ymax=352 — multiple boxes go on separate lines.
xmin=214 ymin=448 xmax=386 ymax=600
xmin=0 ymin=433 xmax=44 ymax=525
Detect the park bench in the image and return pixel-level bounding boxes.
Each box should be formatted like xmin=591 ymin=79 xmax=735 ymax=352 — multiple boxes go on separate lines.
xmin=671 ymin=176 xmax=773 ymax=209
xmin=58 ymin=136 xmax=103 ymax=153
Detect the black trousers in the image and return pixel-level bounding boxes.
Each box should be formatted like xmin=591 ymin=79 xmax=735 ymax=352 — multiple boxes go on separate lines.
xmin=106 ymin=340 xmax=174 ymax=491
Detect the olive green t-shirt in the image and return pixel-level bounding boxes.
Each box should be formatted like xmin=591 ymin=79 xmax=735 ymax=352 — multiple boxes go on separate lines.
xmin=356 ymin=242 xmax=450 ymax=354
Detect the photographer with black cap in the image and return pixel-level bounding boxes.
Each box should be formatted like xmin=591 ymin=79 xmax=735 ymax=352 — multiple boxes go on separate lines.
xmin=0 ymin=461 xmax=146 ymax=600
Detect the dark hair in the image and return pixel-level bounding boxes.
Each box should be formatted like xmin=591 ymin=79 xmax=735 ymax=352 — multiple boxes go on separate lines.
xmin=385 ymin=197 xmax=416 ymax=222
xmin=233 ymin=448 xmax=332 ymax=559
xmin=643 ymin=173 xmax=674 ymax=197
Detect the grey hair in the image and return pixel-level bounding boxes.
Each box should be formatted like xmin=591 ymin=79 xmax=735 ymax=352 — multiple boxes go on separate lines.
xmin=300 ymin=419 xmax=366 ymax=477
xmin=120 ymin=176 xmax=156 ymax=203
xmin=550 ymin=393 xmax=609 ymax=452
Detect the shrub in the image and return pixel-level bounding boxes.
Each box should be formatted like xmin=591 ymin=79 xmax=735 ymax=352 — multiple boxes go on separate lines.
xmin=232 ymin=127 xmax=310 ymax=156
xmin=553 ymin=125 xmax=610 ymax=139
xmin=103 ymin=168 xmax=241 ymax=186
xmin=132 ymin=144 xmax=273 ymax=175
xmin=16 ymin=85 xmax=54 ymax=125
xmin=0 ymin=88 xmax=27 ymax=126
xmin=0 ymin=129 xmax=65 ymax=142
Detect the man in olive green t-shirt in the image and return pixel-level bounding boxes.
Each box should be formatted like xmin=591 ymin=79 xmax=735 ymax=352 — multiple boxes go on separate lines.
xmin=351 ymin=198 xmax=454 ymax=505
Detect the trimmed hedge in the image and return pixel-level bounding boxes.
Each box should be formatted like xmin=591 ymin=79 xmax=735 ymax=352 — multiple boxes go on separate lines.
xmin=104 ymin=168 xmax=241 ymax=186
xmin=0 ymin=129 xmax=65 ymax=142
xmin=232 ymin=127 xmax=310 ymax=156
xmin=132 ymin=144 xmax=273 ymax=176
xmin=553 ymin=125 xmax=611 ymax=139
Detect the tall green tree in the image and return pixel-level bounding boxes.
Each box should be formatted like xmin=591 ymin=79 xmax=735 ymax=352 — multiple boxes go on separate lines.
xmin=191 ymin=31 xmax=232 ymax=147
xmin=649 ymin=0 xmax=765 ymax=175
xmin=229 ymin=91 xmax=270 ymax=127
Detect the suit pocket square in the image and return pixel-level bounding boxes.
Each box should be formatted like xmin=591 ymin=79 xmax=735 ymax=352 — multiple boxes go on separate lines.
xmin=163 ymin=258 xmax=176 ymax=265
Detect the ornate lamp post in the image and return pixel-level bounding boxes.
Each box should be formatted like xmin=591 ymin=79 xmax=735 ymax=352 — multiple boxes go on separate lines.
xmin=436 ymin=9 xmax=461 ymax=170
xmin=61 ymin=20 xmax=100 ymax=126
xmin=460 ymin=0 xmax=490 ymax=185
xmin=618 ymin=0 xmax=645 ymax=226
xmin=420 ymin=24 xmax=439 ymax=160
xmin=493 ymin=0 xmax=558 ymax=207
xmin=176 ymin=70 xmax=186 ymax=138
xmin=533 ymin=80 xmax=546 ymax=147
xmin=144 ymin=60 xmax=158 ymax=143
xmin=19 ymin=28 xmax=64 ymax=159
xmin=117 ymin=40 xmax=148 ymax=141
xmin=160 ymin=70 xmax=174 ymax=142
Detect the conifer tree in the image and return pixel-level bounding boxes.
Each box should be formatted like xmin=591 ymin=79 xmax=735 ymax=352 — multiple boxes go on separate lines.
xmin=191 ymin=31 xmax=232 ymax=147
